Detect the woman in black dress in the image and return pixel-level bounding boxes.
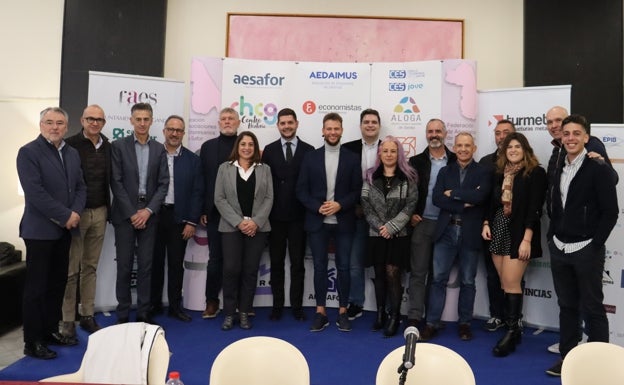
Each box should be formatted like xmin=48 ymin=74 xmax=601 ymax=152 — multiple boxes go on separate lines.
xmin=361 ymin=136 xmax=418 ymax=337
xmin=482 ymin=132 xmax=546 ymax=356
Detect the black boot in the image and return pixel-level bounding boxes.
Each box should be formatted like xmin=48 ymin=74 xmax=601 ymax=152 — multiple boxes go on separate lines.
xmin=493 ymin=293 xmax=523 ymax=357
xmin=384 ymin=313 xmax=401 ymax=337
xmin=372 ymin=307 xmax=387 ymax=331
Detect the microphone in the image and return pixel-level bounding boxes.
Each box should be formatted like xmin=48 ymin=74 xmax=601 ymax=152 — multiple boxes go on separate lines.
xmin=402 ymin=326 xmax=420 ymax=370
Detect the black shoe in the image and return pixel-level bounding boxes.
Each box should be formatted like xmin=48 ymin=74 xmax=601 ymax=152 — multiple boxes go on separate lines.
xmin=347 ymin=303 xmax=363 ymax=320
xmin=168 ymin=309 xmax=192 ymax=322
xmin=372 ymin=308 xmax=387 ymax=331
xmin=150 ymin=303 xmax=164 ymax=316
xmin=136 ymin=314 xmax=159 ymax=325
xmin=383 ymin=314 xmax=400 ymax=337
xmin=24 ymin=342 xmax=57 ymax=360
xmin=117 ymin=316 xmax=129 ymax=324
xmin=292 ymin=308 xmax=306 ymax=321
xmin=310 ymin=313 xmax=329 ymax=332
xmin=46 ymin=332 xmax=78 ymax=346
xmin=79 ymin=316 xmax=102 ymax=333
xmin=269 ymin=307 xmax=283 ymax=321
xmin=546 ymin=360 xmax=563 ymax=376
xmin=336 ymin=313 xmax=352 ymax=332
xmin=458 ymin=323 xmax=473 ymax=341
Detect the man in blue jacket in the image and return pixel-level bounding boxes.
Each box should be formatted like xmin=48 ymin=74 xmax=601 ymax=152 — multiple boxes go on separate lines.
xmin=151 ymin=115 xmax=204 ymax=322
xmin=17 ymin=107 xmax=87 ymax=359
xmin=421 ymin=132 xmax=490 ymax=342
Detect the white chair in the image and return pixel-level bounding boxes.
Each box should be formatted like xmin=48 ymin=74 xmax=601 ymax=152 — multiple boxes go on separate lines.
xmin=42 ymin=322 xmax=170 ymax=385
xmin=209 ymin=336 xmax=309 ymax=385
xmin=376 ymin=343 xmax=475 ymax=385
xmin=561 ymin=341 xmax=624 ymax=385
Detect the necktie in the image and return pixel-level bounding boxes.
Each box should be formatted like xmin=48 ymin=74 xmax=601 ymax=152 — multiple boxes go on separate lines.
xmin=285 ymin=142 xmax=293 ymax=162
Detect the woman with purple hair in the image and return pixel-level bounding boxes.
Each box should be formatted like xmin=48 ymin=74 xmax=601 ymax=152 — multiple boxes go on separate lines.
xmin=361 ymin=136 xmax=418 ymax=336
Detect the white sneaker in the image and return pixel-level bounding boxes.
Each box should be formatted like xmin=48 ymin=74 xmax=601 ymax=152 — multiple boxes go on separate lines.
xmin=547 ymin=342 xmax=560 ymax=354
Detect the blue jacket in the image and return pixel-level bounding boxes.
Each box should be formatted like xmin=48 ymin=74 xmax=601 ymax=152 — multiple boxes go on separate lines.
xmin=172 ymin=146 xmax=204 ymax=225
xmin=296 ymin=146 xmax=362 ymax=233
xmin=432 ymin=160 xmax=490 ymax=249
xmin=17 ymin=135 xmax=87 ymax=240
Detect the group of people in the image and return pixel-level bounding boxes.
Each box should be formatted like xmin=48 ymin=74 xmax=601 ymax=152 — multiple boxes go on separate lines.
xmin=17 ymin=103 xmax=618 ymax=379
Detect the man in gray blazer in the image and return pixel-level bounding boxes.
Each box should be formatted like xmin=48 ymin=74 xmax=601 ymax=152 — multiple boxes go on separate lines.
xmin=17 ymin=107 xmax=86 ymax=359
xmin=110 ymin=103 xmax=169 ymax=324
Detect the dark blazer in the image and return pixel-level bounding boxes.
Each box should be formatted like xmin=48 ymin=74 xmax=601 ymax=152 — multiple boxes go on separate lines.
xmin=262 ymin=138 xmax=314 ymax=222
xmin=199 ymin=134 xmax=237 ymax=220
xmin=110 ymin=135 xmax=169 ymax=225
xmin=172 ymin=146 xmax=204 ymax=225
xmin=214 ymin=162 xmax=273 ymax=233
xmin=296 ymin=146 xmax=362 ymax=233
xmin=486 ymin=166 xmax=547 ymax=259
xmin=548 ymin=156 xmax=618 ymax=247
xmin=17 ymin=135 xmax=87 ymax=240
xmin=408 ymin=146 xmax=456 ymax=216
xmin=432 ymin=160 xmax=490 ymax=249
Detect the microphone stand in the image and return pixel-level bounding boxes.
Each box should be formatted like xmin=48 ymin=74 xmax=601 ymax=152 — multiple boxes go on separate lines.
xmin=397 ymin=363 xmax=409 ymax=385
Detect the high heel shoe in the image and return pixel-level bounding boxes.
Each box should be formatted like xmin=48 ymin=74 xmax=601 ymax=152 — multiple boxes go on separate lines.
xmin=383 ymin=313 xmax=400 ymax=337
xmin=372 ymin=307 xmax=387 ymax=331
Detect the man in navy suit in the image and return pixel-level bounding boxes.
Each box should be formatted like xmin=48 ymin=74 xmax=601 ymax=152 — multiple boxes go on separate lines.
xmin=17 ymin=107 xmax=87 ymax=359
xmin=199 ymin=107 xmax=240 ymax=319
xmin=421 ymin=132 xmax=490 ymax=341
xmin=150 ymin=115 xmax=204 ymax=322
xmin=296 ymin=112 xmax=362 ymax=332
xmin=262 ymin=108 xmax=314 ymax=321
xmin=110 ymin=103 xmax=169 ymax=324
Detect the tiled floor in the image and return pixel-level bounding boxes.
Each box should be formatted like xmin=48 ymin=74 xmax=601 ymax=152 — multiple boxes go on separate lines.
xmin=0 ymin=327 xmax=24 ymax=371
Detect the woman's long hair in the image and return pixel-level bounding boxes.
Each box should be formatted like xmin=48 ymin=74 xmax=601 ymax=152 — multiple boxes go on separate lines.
xmin=228 ymin=131 xmax=262 ymax=164
xmin=495 ymin=132 xmax=540 ymax=176
xmin=365 ymin=135 xmax=418 ymax=185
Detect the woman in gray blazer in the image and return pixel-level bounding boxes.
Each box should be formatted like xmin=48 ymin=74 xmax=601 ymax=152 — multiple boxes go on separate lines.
xmin=214 ymin=131 xmax=273 ymax=330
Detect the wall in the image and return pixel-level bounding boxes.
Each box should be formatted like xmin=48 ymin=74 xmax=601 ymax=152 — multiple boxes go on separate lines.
xmin=0 ymin=0 xmax=65 ymax=252
xmin=1 ymin=0 xmax=523 ymax=254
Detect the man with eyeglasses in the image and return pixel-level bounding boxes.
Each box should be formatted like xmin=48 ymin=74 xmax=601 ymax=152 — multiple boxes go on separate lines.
xmin=17 ymin=107 xmax=86 ymax=359
xmin=150 ymin=115 xmax=203 ymax=322
xmin=59 ymin=105 xmax=111 ymax=342
xmin=110 ymin=103 xmax=169 ymax=325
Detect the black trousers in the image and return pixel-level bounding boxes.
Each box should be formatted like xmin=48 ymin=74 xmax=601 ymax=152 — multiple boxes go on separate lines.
xmin=23 ymin=231 xmax=71 ymax=344
xmin=268 ymin=219 xmax=306 ymax=310
xmin=221 ymin=231 xmax=268 ymax=316
xmin=204 ymin=218 xmax=223 ymax=303
xmin=151 ymin=205 xmax=188 ymax=311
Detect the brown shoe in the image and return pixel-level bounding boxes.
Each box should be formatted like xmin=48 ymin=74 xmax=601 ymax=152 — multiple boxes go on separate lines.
xmin=79 ymin=316 xmax=101 ymax=334
xmin=458 ymin=323 xmax=473 ymax=341
xmin=202 ymin=300 xmax=220 ymax=319
xmin=59 ymin=321 xmax=76 ymax=338
xmin=419 ymin=324 xmax=438 ymax=341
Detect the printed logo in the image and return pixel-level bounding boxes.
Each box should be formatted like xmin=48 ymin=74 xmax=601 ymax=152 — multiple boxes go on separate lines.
xmin=309 ymin=71 xmax=358 ymax=80
xmin=119 ymin=90 xmax=157 ymax=105
xmin=393 ymin=96 xmax=420 ymax=114
xmin=302 ymin=100 xmax=317 ymax=115
xmin=488 ymin=114 xmax=505 ymax=127
xmin=389 ymin=70 xmax=406 ymax=79
xmin=255 ymin=263 xmax=272 ymax=295
xmin=232 ymin=73 xmax=285 ymax=86
xmin=389 ymin=83 xmax=406 ymax=92
xmin=524 ymin=287 xmax=553 ymax=298
xmin=230 ymin=95 xmax=279 ymax=126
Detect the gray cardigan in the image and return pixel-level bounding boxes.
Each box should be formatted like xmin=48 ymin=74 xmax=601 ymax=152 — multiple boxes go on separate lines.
xmin=361 ymin=174 xmax=418 ymax=237
xmin=214 ymin=162 xmax=273 ymax=233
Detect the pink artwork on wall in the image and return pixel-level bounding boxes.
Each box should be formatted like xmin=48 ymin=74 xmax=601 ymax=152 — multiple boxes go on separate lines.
xmin=227 ymin=14 xmax=463 ymax=62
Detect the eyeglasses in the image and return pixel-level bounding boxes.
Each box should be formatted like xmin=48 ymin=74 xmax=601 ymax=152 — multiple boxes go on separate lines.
xmin=84 ymin=117 xmax=106 ymax=124
xmin=165 ymin=127 xmax=185 ymax=134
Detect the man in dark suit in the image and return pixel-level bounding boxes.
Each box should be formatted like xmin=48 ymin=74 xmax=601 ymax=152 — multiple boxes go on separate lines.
xmin=110 ymin=103 xmax=169 ymax=324
xmin=60 ymin=104 xmax=111 ymax=341
xmin=150 ymin=115 xmax=204 ymax=322
xmin=199 ymin=107 xmax=240 ymax=319
xmin=478 ymin=119 xmax=515 ymax=332
xmin=262 ymin=108 xmax=314 ymax=321
xmin=296 ymin=112 xmax=362 ymax=332
xmin=17 ymin=107 xmax=86 ymax=359
xmin=421 ymin=132 xmax=490 ymax=341
xmin=342 ymin=108 xmax=381 ymax=321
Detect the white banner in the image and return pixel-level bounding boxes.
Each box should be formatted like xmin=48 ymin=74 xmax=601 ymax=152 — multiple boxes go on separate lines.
xmin=474 ymin=85 xmax=571 ymax=329
xmin=88 ymin=71 xmax=185 ymax=311
xmin=589 ymin=124 xmax=624 ymax=347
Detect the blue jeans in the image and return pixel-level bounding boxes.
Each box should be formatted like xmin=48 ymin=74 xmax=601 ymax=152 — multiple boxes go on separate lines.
xmin=426 ymin=225 xmax=479 ymax=325
xmin=349 ymin=218 xmax=368 ymax=306
xmin=309 ymin=224 xmax=353 ymax=308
